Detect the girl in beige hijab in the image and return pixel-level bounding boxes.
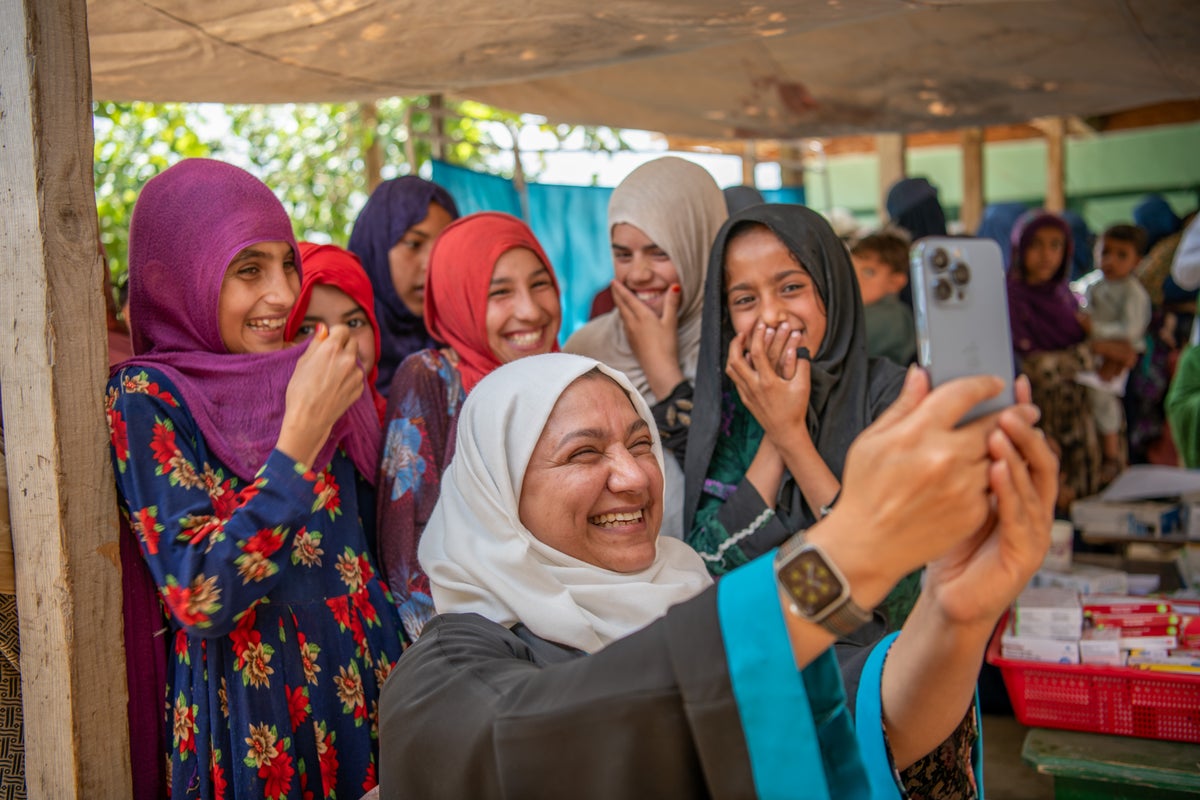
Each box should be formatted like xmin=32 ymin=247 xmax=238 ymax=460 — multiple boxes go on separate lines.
xmin=566 ymin=157 xmax=728 ymax=537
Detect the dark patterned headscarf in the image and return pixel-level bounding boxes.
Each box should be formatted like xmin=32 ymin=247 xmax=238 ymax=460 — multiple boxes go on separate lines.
xmin=348 ymin=177 xmax=459 ymax=393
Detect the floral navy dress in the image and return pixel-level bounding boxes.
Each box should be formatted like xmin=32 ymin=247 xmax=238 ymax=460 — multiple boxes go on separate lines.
xmin=108 ymin=366 xmax=406 ymax=800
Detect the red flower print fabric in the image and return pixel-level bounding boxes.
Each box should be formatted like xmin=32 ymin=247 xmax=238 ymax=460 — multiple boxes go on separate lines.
xmin=109 ymin=367 xmax=406 ymax=799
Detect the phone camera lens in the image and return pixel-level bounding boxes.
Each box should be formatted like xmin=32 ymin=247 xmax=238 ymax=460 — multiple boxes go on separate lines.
xmin=934 ymin=277 xmax=953 ymax=301
xmin=951 ymin=262 xmax=970 ymax=285
xmin=931 ymin=249 xmax=949 ymax=270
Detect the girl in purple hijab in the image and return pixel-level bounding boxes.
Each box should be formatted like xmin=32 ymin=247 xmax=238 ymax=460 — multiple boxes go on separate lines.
xmin=348 ymin=177 xmax=459 ymax=395
xmin=1006 ymin=210 xmax=1085 ymax=357
xmin=1006 ymin=210 xmax=1105 ymax=507
xmin=108 ymin=159 xmax=405 ymax=800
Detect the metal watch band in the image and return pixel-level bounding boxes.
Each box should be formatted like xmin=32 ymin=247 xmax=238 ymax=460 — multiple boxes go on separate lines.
xmin=815 ymin=593 xmax=873 ymax=637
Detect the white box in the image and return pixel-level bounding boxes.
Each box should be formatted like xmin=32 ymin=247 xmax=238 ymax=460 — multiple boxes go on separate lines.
xmin=1071 ymin=496 xmax=1184 ymax=539
xmin=1013 ymin=587 xmax=1082 ymax=639
xmin=1035 ymin=564 xmax=1129 ymax=596
xmin=1079 ymin=629 xmax=1123 ymax=666
xmin=1001 ymin=629 xmax=1080 ymax=664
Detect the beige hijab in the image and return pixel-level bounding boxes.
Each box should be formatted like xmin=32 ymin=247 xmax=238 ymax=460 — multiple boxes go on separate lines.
xmin=419 ymin=353 xmax=712 ymax=653
xmin=565 ymin=156 xmax=728 ymax=404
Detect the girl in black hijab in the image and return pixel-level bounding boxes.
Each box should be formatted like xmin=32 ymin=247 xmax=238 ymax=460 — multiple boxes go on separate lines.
xmin=684 ymin=204 xmax=917 ymax=627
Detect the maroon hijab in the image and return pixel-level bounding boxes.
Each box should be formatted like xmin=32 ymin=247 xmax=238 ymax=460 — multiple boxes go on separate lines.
xmin=121 ymin=158 xmax=380 ymax=482
xmin=1006 ymin=209 xmax=1085 ymax=356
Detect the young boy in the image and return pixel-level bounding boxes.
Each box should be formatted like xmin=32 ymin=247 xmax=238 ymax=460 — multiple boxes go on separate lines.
xmin=1073 ymin=224 xmax=1152 ymax=480
xmin=851 ymin=229 xmax=915 ymax=365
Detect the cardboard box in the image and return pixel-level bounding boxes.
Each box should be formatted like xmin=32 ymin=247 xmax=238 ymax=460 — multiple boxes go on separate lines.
xmin=1001 ymin=628 xmax=1081 ymax=664
xmin=1118 ymin=634 xmax=1178 ymax=650
xmin=1079 ymin=629 xmax=1123 ymax=666
xmin=1013 ymin=587 xmax=1083 ymax=639
xmin=1034 ymin=564 xmax=1129 ymax=596
xmin=1082 ymin=595 xmax=1173 ymax=616
xmin=1071 ymin=496 xmax=1183 ymax=539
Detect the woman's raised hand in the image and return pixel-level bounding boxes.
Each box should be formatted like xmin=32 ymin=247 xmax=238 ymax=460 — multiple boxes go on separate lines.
xmin=921 ymin=376 xmax=1057 ymax=628
xmin=810 ymin=369 xmax=1008 ymax=608
xmin=725 ymin=320 xmax=809 ymax=442
xmin=610 ymin=279 xmax=685 ymax=400
xmin=277 ymin=323 xmax=365 ymax=469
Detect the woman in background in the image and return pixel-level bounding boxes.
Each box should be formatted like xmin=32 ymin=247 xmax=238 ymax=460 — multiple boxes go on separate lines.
xmin=377 ymin=212 xmax=561 ymax=641
xmin=348 ymin=177 xmax=459 ymax=394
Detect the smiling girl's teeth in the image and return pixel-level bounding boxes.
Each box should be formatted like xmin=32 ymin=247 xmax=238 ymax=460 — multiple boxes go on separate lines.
xmin=636 ymin=291 xmax=662 ymax=303
xmin=247 ymin=318 xmax=285 ymax=331
xmin=589 ymin=510 xmax=644 ymax=527
xmin=506 ymin=331 xmax=541 ymax=346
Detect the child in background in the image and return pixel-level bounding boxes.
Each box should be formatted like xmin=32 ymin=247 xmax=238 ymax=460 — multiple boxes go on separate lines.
xmin=850 ymin=229 xmax=916 ymax=365
xmin=1073 ymin=224 xmax=1152 ymax=480
xmin=285 ymin=242 xmax=387 ymax=420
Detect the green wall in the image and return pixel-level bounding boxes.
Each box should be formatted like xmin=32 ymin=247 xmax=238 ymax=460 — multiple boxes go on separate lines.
xmin=806 ymin=122 xmax=1200 ymax=232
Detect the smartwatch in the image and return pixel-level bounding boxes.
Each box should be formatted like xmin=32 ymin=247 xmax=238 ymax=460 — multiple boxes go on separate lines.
xmin=774 ymin=532 xmax=873 ymax=637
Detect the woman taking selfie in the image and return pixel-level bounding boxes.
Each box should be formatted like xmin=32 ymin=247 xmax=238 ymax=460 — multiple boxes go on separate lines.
xmin=378 ymin=352 xmax=1056 ymax=799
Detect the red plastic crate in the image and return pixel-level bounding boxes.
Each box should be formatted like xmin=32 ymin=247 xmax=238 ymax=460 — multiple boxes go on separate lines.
xmin=985 ymin=612 xmax=1200 ymax=743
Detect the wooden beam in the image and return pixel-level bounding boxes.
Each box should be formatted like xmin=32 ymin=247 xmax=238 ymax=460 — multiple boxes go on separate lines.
xmin=429 ymin=93 xmax=445 ymax=161
xmin=1044 ymin=117 xmax=1066 ymax=212
xmin=0 ymin=0 xmax=131 ymax=796
xmin=960 ymin=127 xmax=984 ymax=234
xmin=876 ymin=133 xmax=906 ymax=220
xmin=741 ymin=140 xmax=756 ymax=187
xmin=777 ymin=142 xmax=804 ymax=188
xmin=361 ymin=101 xmax=383 ymax=193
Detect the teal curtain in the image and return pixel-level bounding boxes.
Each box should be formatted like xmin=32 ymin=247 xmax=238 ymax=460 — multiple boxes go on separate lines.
xmin=429 ymin=160 xmax=806 ymax=340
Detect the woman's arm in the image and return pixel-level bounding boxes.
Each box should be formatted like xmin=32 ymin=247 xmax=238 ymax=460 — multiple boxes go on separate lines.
xmin=108 ymin=368 xmax=321 ymax=638
xmin=725 ymin=322 xmax=840 ymax=517
xmin=688 ymin=406 xmax=794 ymax=575
xmin=878 ymin=379 xmax=1055 ymax=768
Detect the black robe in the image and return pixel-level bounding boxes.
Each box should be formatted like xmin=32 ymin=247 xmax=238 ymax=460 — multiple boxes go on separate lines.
xmin=377 ymin=586 xmax=883 ymax=800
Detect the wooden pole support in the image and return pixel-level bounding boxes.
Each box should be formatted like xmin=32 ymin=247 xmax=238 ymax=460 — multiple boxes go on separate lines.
xmin=876 ymin=133 xmax=906 ymax=220
xmin=0 ymin=0 xmax=132 ymax=795
xmin=1044 ymin=117 xmax=1067 ymax=212
xmin=960 ymin=127 xmax=985 ymax=233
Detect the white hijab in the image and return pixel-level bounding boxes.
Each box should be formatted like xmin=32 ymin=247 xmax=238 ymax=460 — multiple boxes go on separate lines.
xmin=419 ymin=353 xmax=712 ymax=653
xmin=565 ymin=156 xmax=729 ymax=404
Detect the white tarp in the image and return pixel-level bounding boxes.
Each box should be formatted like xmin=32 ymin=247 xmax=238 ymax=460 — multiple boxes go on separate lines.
xmin=87 ymin=0 xmax=1200 ymax=137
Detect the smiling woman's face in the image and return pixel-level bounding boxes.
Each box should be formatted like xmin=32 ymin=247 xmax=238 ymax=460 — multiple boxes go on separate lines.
xmin=217 ymin=240 xmax=299 ymax=354
xmin=517 ymin=373 xmax=663 ymax=573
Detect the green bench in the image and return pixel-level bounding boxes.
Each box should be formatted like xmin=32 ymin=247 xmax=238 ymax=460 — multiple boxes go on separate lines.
xmin=1022 ymin=727 xmax=1200 ymax=799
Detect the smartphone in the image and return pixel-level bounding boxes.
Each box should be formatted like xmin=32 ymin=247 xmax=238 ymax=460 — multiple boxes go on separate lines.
xmin=910 ymin=237 xmax=1015 ymax=424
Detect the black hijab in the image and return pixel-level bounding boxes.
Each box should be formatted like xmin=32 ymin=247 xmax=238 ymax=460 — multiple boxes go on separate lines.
xmin=683 ymin=205 xmax=906 ymax=532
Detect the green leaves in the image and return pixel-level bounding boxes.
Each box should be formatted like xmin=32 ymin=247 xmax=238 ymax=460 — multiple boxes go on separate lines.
xmin=93 ymin=97 xmax=632 ymax=299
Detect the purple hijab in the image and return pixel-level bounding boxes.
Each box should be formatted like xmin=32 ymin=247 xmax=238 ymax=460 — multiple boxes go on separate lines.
xmin=1006 ymin=209 xmax=1085 ymax=356
xmin=348 ymin=177 xmax=459 ymax=392
xmin=122 ymin=158 xmax=381 ymax=483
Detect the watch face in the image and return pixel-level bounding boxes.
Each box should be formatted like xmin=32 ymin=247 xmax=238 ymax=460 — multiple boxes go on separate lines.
xmin=779 ymin=548 xmax=845 ymax=617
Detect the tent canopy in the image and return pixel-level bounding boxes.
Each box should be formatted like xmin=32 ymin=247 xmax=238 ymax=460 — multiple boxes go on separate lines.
xmin=88 ymin=0 xmax=1200 ymax=138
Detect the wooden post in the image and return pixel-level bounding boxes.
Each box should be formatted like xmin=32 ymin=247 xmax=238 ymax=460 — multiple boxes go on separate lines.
xmin=742 ymin=140 xmax=757 ymax=187
xmin=777 ymin=141 xmax=804 ymax=188
xmin=1044 ymin=117 xmax=1066 ymax=212
xmin=960 ymin=127 xmax=984 ymax=233
xmin=876 ymin=133 xmax=906 ymax=220
xmin=429 ymin=93 xmax=445 ymax=162
xmin=0 ymin=0 xmax=132 ymax=796
xmin=361 ymin=101 xmax=383 ymax=193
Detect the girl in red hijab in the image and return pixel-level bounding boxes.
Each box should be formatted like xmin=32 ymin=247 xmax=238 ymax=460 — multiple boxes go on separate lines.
xmin=376 ymin=212 xmax=562 ymax=639
xmin=286 ymin=242 xmax=387 ymax=420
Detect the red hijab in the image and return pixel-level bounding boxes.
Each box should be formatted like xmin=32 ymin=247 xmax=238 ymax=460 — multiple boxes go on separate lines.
xmin=424 ymin=212 xmax=561 ymax=393
xmin=285 ymin=242 xmax=386 ymax=419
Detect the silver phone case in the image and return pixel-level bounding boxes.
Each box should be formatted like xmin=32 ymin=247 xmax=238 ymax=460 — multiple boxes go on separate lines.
xmin=910 ymin=237 xmax=1016 ymax=424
